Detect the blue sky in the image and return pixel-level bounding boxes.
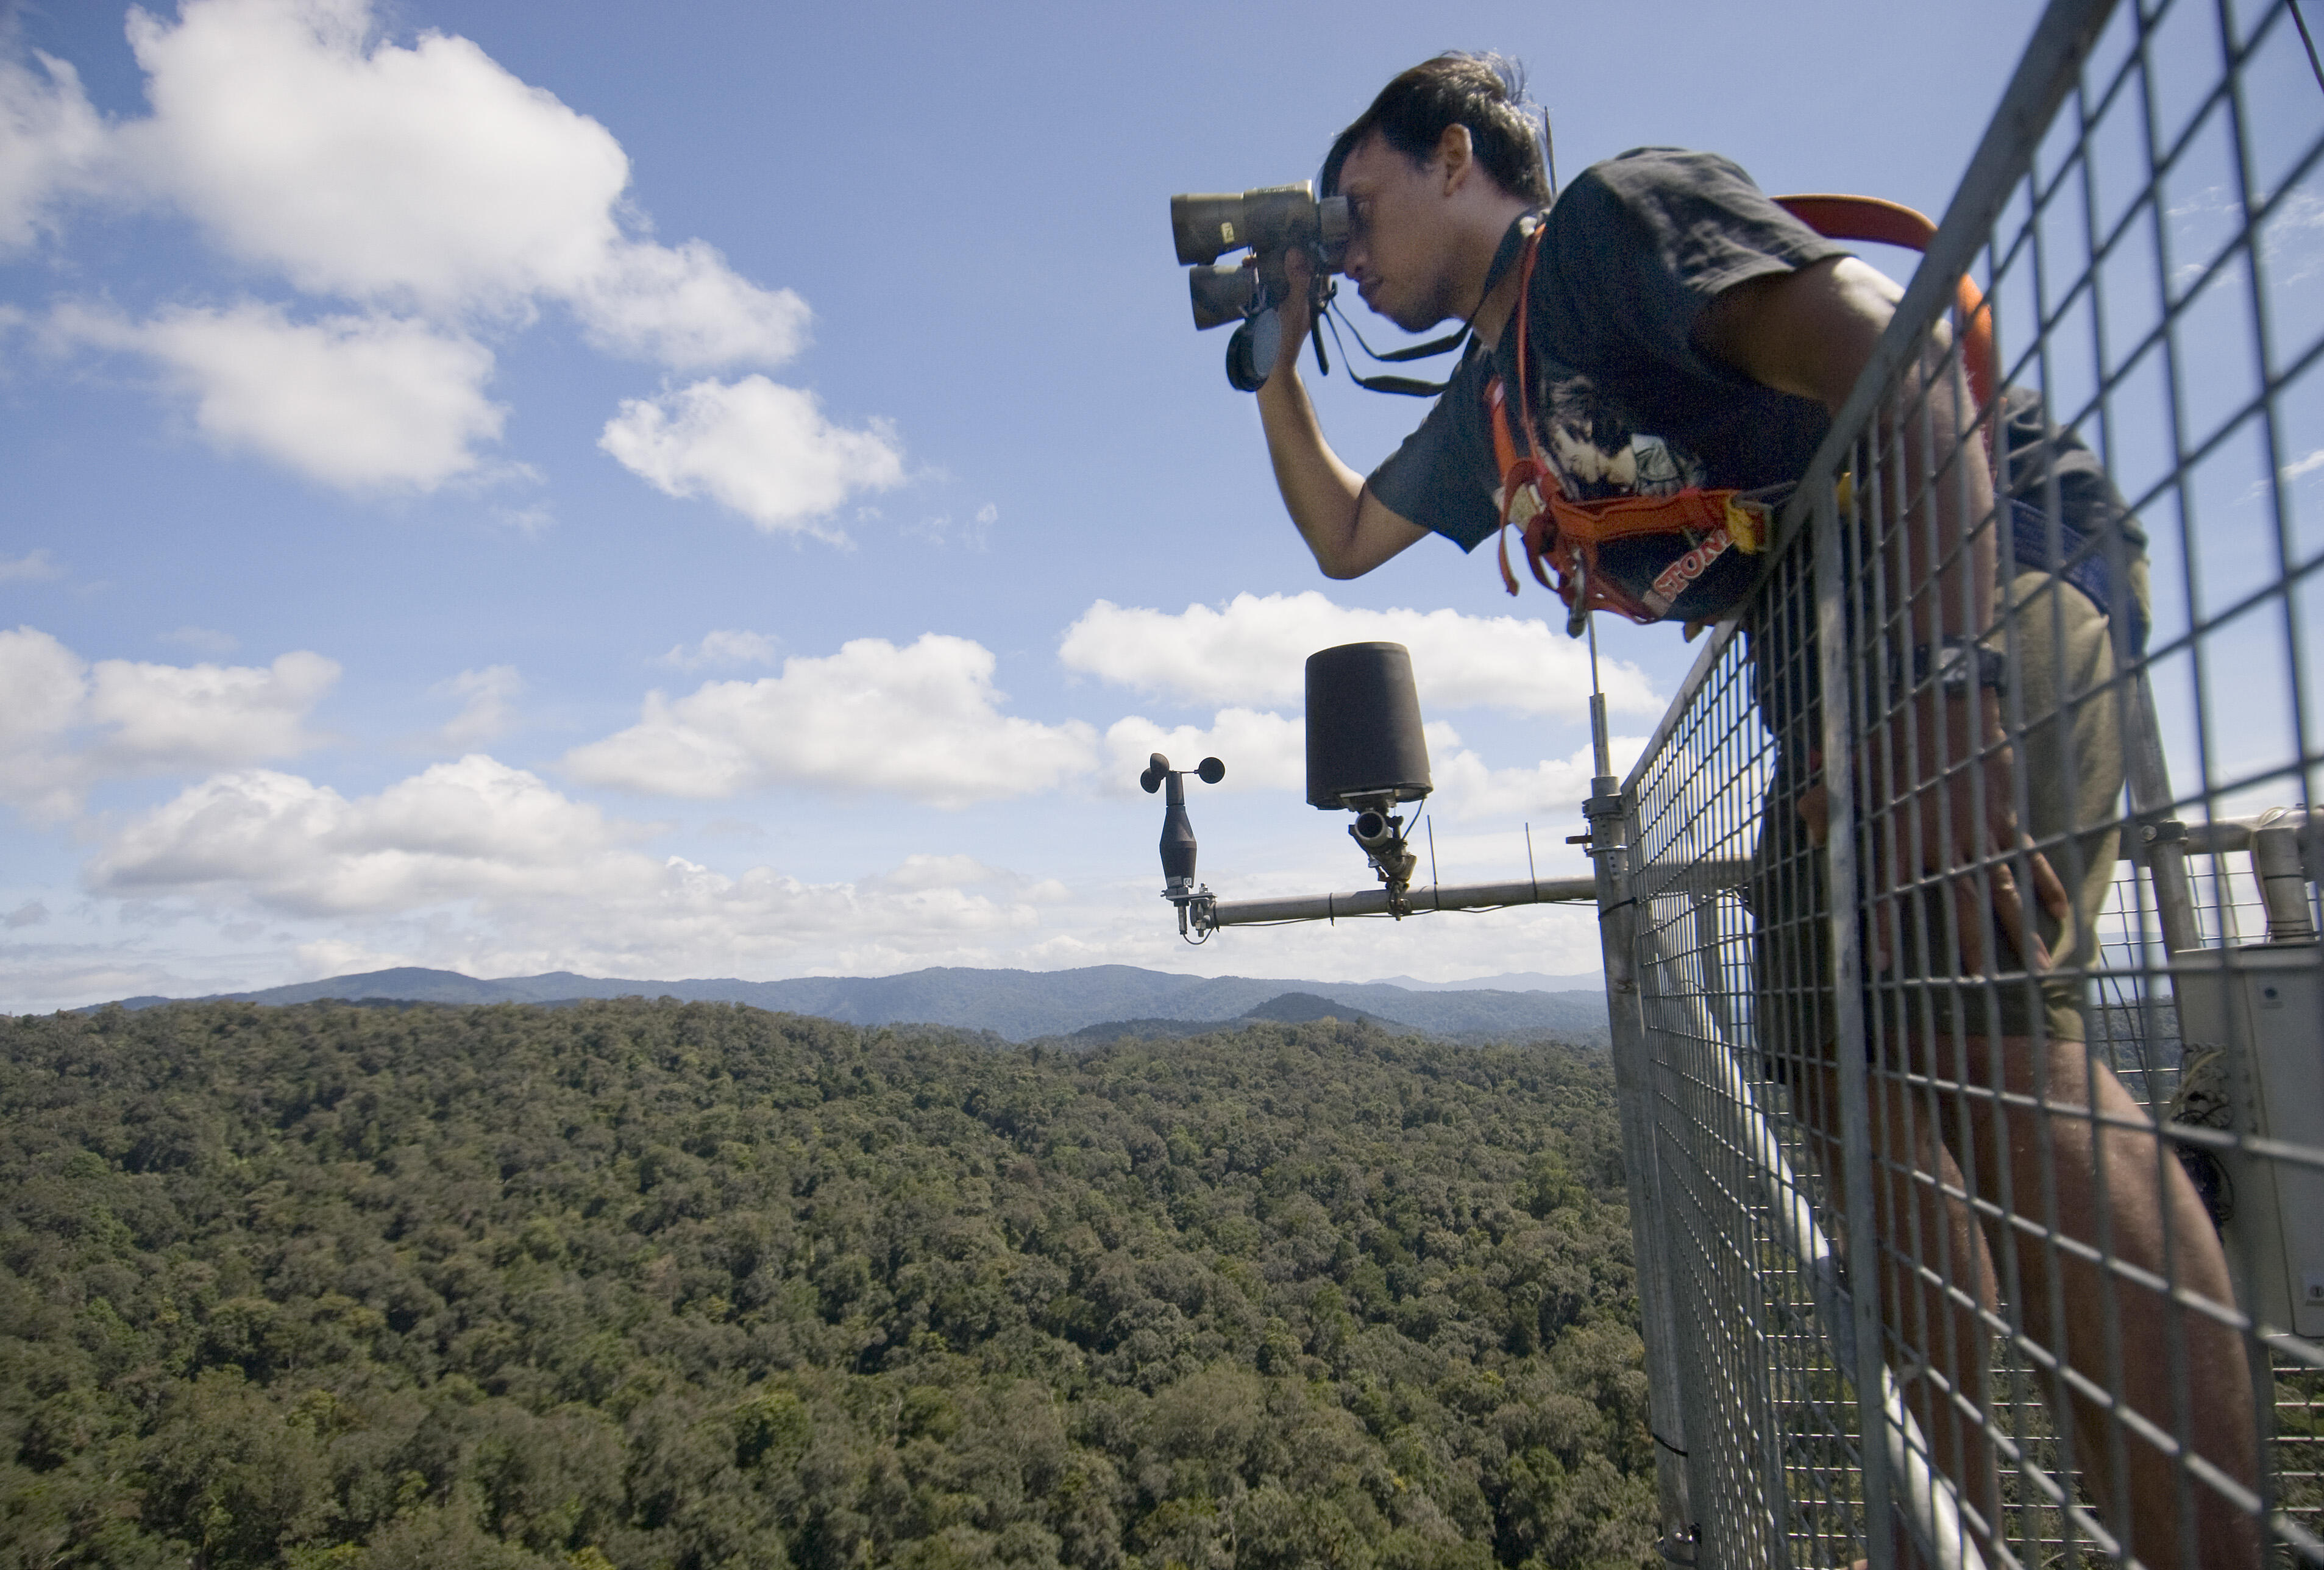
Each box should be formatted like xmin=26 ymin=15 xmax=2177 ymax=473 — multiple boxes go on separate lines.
xmin=0 ymin=0 xmax=2094 ymax=1007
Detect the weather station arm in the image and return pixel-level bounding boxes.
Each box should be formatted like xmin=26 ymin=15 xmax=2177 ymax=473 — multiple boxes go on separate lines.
xmin=1140 ymin=642 xmax=1604 ymax=943
xmin=1199 ymin=875 xmax=1597 ymax=930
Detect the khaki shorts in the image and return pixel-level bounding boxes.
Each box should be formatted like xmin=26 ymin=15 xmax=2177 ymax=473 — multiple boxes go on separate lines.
xmin=1749 ymin=565 xmax=2142 ymax=1074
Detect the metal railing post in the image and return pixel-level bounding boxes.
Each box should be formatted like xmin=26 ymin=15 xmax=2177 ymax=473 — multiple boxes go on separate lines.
xmin=2124 ymin=669 xmax=2202 ymax=957
xmin=1593 ymin=710 xmax=1700 ymax=1563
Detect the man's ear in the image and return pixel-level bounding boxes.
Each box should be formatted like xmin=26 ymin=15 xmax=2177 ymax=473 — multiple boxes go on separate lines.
xmin=1435 ymin=124 xmax=1475 ymax=190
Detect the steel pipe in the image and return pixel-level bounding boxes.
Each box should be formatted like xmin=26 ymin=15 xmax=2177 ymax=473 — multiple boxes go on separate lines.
xmin=1199 ymin=874 xmax=1596 ymax=929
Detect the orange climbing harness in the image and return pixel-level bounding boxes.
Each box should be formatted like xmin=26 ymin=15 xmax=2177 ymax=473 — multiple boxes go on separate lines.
xmin=1490 ymin=193 xmax=1996 ymax=630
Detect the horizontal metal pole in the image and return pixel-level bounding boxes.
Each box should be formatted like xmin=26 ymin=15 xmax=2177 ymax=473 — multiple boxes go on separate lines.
xmin=1204 ymin=875 xmax=1596 ymax=928
xmin=2177 ymin=809 xmax=2311 ymax=859
xmin=1602 ymin=812 xmax=2303 ymax=901
xmin=1197 ymin=806 xmax=2306 ymax=934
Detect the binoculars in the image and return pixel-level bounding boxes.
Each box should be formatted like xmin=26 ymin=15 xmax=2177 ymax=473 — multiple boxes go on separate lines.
xmin=1169 ymin=182 xmax=1348 ymax=390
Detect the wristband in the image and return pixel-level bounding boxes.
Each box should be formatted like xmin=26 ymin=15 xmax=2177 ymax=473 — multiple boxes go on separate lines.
xmin=1899 ymin=637 xmax=2008 ymax=700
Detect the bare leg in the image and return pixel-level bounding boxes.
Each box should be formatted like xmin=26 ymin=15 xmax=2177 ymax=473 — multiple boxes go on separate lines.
xmin=1943 ymin=1032 xmax=2259 ymax=1570
xmin=1801 ymin=1027 xmax=2259 ymax=1570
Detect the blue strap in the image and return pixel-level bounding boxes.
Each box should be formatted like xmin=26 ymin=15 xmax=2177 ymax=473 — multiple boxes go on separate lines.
xmin=2010 ymin=497 xmax=2148 ymax=657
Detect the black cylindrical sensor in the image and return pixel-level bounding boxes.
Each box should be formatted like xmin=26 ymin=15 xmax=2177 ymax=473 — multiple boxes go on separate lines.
xmin=1305 ymin=642 xmax=1431 ymax=810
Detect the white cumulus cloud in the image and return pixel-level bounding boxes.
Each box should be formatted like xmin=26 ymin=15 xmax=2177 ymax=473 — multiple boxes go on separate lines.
xmin=7 ymin=0 xmax=861 ymax=496
xmin=563 ymin=633 xmax=1096 ymax=807
xmin=1058 ymin=592 xmax=1661 ymax=717
xmin=656 ymin=630 xmax=781 ymax=671
xmin=0 ymin=50 xmax=107 ymax=252
xmin=0 ymin=626 xmax=93 ymax=822
xmin=0 ymin=627 xmax=338 ymax=821
xmin=571 ymin=238 xmax=810 ymax=371
xmin=87 ymin=648 xmax=339 ymax=770
xmin=54 ymin=301 xmax=503 ymax=490
xmin=85 ymin=756 xmax=1049 ymax=972
xmin=1426 ymin=737 xmax=1647 ymax=824
xmin=0 ymin=549 xmax=62 ymax=583
xmin=91 ymin=756 xmax=653 ymax=914
xmin=432 ymin=665 xmax=524 ymax=748
xmin=599 ymin=376 xmax=906 ymax=538
xmin=114 ymin=0 xmax=806 ymax=366
xmin=1101 ymin=708 xmax=1307 ymax=795
xmin=870 ymin=854 xmax=1058 ymax=897
xmin=120 ymin=0 xmax=625 ymax=310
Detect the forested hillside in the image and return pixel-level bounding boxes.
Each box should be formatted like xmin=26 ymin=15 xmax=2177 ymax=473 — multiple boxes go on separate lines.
xmin=0 ymin=1000 xmax=1655 ymax=1569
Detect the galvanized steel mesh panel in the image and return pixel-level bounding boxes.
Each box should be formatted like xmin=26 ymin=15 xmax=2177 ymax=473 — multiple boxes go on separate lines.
xmin=1605 ymin=1 xmax=2324 ymax=1565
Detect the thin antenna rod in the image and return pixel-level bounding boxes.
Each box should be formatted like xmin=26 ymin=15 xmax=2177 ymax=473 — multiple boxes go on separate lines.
xmin=1584 ymin=611 xmax=1612 ymax=780
xmin=1426 ymin=815 xmax=1440 ymax=893
xmin=1525 ymin=822 xmax=1538 ymax=898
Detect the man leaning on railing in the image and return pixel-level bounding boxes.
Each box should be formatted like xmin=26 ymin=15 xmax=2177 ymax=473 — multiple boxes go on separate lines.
xmin=1231 ymin=51 xmax=2259 ymax=1570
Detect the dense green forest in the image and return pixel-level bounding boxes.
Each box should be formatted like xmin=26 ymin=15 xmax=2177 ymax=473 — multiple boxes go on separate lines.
xmin=0 ymin=1000 xmax=1654 ymax=1569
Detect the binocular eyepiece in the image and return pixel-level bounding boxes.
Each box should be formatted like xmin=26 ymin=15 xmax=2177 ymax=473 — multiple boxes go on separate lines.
xmin=1168 ymin=182 xmax=1349 ymax=391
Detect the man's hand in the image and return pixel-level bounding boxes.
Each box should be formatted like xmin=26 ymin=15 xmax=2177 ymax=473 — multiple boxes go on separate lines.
xmin=1897 ymin=687 xmax=2072 ymax=976
xmin=1793 ymin=691 xmax=2072 ymax=975
xmin=1273 ymin=249 xmax=1318 ymax=383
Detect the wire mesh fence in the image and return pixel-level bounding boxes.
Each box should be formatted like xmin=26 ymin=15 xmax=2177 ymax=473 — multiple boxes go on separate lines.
xmin=1597 ymin=1 xmax=2324 ymax=1565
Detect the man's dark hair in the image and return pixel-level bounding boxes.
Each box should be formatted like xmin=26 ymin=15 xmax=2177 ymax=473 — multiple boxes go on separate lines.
xmin=1321 ymin=54 xmax=1552 ymax=206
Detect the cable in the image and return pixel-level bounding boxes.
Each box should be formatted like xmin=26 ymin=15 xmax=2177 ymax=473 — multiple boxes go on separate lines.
xmin=1320 ymin=304 xmax=1466 ymax=397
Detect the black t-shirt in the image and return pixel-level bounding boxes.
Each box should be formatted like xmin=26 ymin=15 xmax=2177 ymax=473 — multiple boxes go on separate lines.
xmin=1363 ymin=146 xmax=2147 ymax=655
xmin=1367 ymin=147 xmax=1847 ymax=552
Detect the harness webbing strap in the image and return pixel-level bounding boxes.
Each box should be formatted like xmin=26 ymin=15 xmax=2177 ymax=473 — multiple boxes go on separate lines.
xmin=1487 ymin=224 xmax=1760 ymax=616
xmin=1490 ymin=221 xmax=1553 ymax=597
xmin=1488 ymin=377 xmax=1546 ymax=595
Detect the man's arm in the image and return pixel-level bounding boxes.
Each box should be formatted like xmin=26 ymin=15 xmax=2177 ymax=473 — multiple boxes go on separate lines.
xmin=1255 ymin=252 xmax=1429 ymax=580
xmin=1697 ymin=255 xmax=2069 ymax=973
xmin=1695 ymin=255 xmax=1992 ymax=641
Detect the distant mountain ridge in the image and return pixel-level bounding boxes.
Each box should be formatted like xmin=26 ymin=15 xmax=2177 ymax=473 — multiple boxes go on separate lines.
xmin=107 ymin=963 xmax=1609 ymax=1043
xmin=1373 ymin=970 xmax=1602 ymax=993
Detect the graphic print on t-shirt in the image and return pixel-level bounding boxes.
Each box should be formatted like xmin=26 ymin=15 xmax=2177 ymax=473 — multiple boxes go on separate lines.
xmin=1518 ymin=359 xmax=1763 ymax=625
xmin=1532 ymin=364 xmax=1708 ymax=503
